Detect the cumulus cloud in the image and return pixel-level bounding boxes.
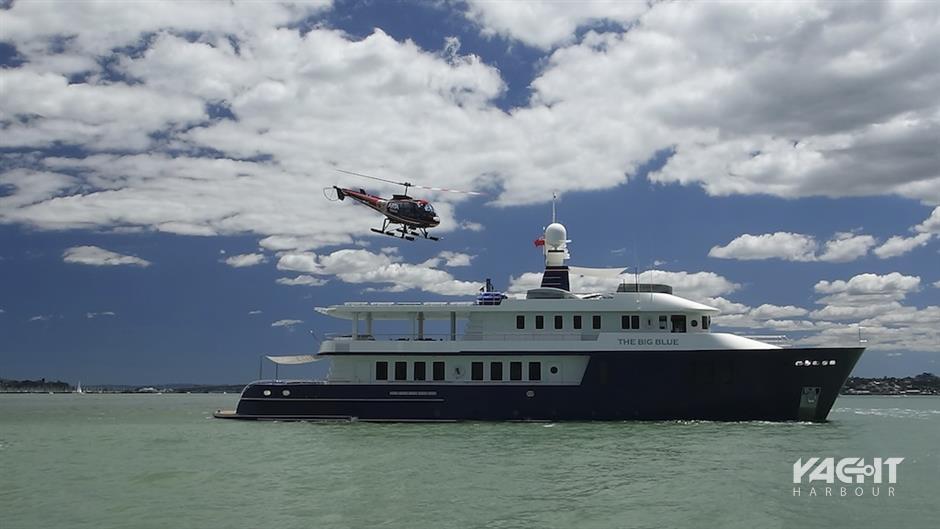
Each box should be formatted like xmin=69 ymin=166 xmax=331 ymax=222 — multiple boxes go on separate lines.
xmin=1 ymin=1 xmax=937 ymax=252
xmin=874 ymin=233 xmax=933 ymax=259
xmin=277 ymin=248 xmax=481 ymax=295
xmin=710 ymin=231 xmax=877 ymax=262
xmin=709 ymin=232 xmax=818 ymax=261
xmin=62 ymin=246 xmax=151 ymax=267
xmin=810 ymin=272 xmax=921 ymax=321
xmin=223 ymin=253 xmax=266 ymax=268
xmin=276 ymin=275 xmax=328 ymax=287
xmin=271 ymin=319 xmax=303 ymax=328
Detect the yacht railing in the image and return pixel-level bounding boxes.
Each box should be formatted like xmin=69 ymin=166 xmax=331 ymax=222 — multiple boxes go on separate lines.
xmin=743 ymin=334 xmax=792 ymax=346
xmin=325 ymin=332 xmax=596 ymax=342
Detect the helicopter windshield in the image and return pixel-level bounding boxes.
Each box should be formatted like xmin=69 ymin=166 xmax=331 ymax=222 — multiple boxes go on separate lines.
xmin=424 ymin=204 xmax=435 ymax=213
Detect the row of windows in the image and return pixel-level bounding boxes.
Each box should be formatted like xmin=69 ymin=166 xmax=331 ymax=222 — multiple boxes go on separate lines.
xmin=375 ymin=361 xmax=546 ymax=382
xmin=515 ymin=314 xmax=710 ymax=331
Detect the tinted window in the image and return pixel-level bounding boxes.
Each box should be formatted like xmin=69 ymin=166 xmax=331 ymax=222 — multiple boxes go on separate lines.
xmin=631 ymin=315 xmax=640 ymax=329
xmin=529 ymin=362 xmax=541 ymax=381
xmin=395 ymin=361 xmax=407 ymax=381
xmin=659 ymin=315 xmax=667 ymax=330
xmin=414 ymin=362 xmax=426 ymax=381
xmin=554 ymin=315 xmax=563 ymax=329
xmin=376 ymin=361 xmax=388 ymax=380
xmin=621 ymin=315 xmax=629 ymax=329
xmin=510 ymin=361 xmax=522 ymax=381
xmin=592 ymin=315 xmax=601 ymax=329
xmin=471 ymin=362 xmax=484 ymax=381
xmin=490 ymin=362 xmax=503 ymax=381
xmin=573 ymin=315 xmax=582 ymax=329
xmin=702 ymin=316 xmax=710 ymax=330
xmin=535 ymin=315 xmax=544 ymax=329
xmin=516 ymin=315 xmax=525 ymax=329
xmin=671 ymin=315 xmax=687 ymax=333
xmin=433 ymin=361 xmax=445 ymax=381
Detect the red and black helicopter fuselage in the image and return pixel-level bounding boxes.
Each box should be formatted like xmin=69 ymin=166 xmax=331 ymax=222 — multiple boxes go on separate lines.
xmin=333 ymin=186 xmax=440 ymax=241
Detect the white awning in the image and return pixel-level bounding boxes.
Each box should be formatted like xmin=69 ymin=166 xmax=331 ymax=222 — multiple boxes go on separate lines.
xmin=265 ymin=355 xmax=321 ymax=365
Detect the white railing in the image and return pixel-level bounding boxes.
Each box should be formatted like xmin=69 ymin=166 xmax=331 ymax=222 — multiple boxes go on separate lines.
xmin=325 ymin=332 xmax=596 ymax=342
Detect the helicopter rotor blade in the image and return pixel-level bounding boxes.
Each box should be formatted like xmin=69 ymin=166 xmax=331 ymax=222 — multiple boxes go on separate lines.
xmin=334 ymin=169 xmax=409 ymax=187
xmin=335 ymin=168 xmax=484 ymax=196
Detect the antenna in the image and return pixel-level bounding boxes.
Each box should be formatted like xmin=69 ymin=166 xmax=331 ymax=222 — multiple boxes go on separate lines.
xmin=552 ymin=192 xmax=557 ymax=223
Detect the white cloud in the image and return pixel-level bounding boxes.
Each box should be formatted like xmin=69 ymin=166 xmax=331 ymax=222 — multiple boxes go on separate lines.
xmin=709 ymin=232 xmax=817 ymax=261
xmin=276 ymin=249 xmax=481 ymax=296
xmin=934 ymin=280 xmax=940 ymax=289
xmin=915 ymin=206 xmax=940 ymax=234
xmin=810 ymin=272 xmax=921 ymax=321
xmin=750 ymin=304 xmax=809 ymax=320
xmin=271 ymin=319 xmax=303 ymax=328
xmin=86 ymin=311 xmax=116 ymax=319
xmin=817 ymin=232 xmax=876 ymax=263
xmin=28 ymin=315 xmax=52 ymax=322
xmin=62 ymin=246 xmax=151 ymax=267
xmin=873 ymin=233 xmax=933 ymax=259
xmin=248 ymin=310 xmax=263 ymax=315
xmin=710 ymin=231 xmax=877 ymax=262
xmin=276 ymin=275 xmax=328 ymax=287
xmin=0 ymin=1 xmax=936 ymax=251
xmin=223 ymin=253 xmax=266 ymax=268
xmin=464 ymin=1 xmax=647 ymax=50
xmin=434 ymin=251 xmax=474 ymax=267
xmin=814 ymin=272 xmax=921 ymax=296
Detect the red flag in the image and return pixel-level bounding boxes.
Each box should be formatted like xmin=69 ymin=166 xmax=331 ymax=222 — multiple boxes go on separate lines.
xmin=534 ymin=237 xmax=545 ymax=247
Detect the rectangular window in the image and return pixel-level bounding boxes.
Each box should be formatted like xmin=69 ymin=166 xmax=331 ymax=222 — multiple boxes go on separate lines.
xmin=471 ymin=362 xmax=484 ymax=381
xmin=490 ymin=362 xmax=503 ymax=381
xmin=413 ymin=361 xmax=426 ymax=381
xmin=631 ymin=315 xmax=640 ymax=329
xmin=554 ymin=315 xmax=563 ymax=329
xmin=376 ymin=361 xmax=388 ymax=381
xmin=528 ymin=361 xmax=542 ymax=381
xmin=516 ymin=315 xmax=525 ymax=329
xmin=659 ymin=315 xmax=668 ymax=330
xmin=621 ymin=315 xmax=629 ymax=329
xmin=671 ymin=315 xmax=687 ymax=333
xmin=702 ymin=316 xmax=710 ymax=330
xmin=433 ymin=361 xmax=445 ymax=381
xmin=510 ymin=361 xmax=522 ymax=381
xmin=592 ymin=315 xmax=601 ymax=329
xmin=535 ymin=315 xmax=544 ymax=329
xmin=573 ymin=315 xmax=582 ymax=329
xmin=394 ymin=361 xmax=407 ymax=381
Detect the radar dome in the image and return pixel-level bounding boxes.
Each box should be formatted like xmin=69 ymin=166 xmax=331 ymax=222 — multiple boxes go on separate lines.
xmin=544 ymin=223 xmax=567 ymax=248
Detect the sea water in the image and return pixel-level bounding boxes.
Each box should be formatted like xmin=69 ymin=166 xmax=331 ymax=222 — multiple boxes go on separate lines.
xmin=1 ymin=394 xmax=937 ymax=529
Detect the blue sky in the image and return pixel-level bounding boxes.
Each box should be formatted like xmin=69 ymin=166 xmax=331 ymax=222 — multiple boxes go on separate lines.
xmin=1 ymin=1 xmax=938 ymax=384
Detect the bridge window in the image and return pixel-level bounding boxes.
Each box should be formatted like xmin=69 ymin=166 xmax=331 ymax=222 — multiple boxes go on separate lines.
xmin=659 ymin=315 xmax=667 ymax=330
xmin=414 ymin=361 xmax=426 ymax=381
xmin=554 ymin=315 xmax=563 ymax=329
xmin=490 ymin=362 xmax=503 ymax=381
xmin=703 ymin=316 xmax=710 ymax=330
xmin=671 ymin=315 xmax=687 ymax=333
xmin=395 ymin=361 xmax=407 ymax=380
xmin=510 ymin=361 xmax=522 ymax=381
xmin=535 ymin=315 xmax=544 ymax=329
xmin=516 ymin=315 xmax=525 ymax=329
xmin=529 ymin=362 xmax=542 ymax=381
xmin=376 ymin=361 xmax=388 ymax=381
xmin=573 ymin=315 xmax=582 ymax=329
xmin=621 ymin=314 xmax=640 ymax=330
xmin=592 ymin=315 xmax=601 ymax=329
xmin=472 ymin=362 xmax=484 ymax=381
xmin=433 ymin=361 xmax=445 ymax=381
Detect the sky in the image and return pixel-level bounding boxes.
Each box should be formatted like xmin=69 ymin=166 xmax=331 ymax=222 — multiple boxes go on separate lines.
xmin=1 ymin=0 xmax=938 ymax=385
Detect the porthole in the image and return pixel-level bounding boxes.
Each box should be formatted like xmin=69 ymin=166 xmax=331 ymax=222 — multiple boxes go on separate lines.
xmin=262 ymin=389 xmax=271 ymax=396
xmin=804 ymin=359 xmax=811 ymax=366
xmin=550 ymin=366 xmax=559 ymax=375
xmin=830 ymin=360 xmax=836 ymax=366
xmin=691 ymin=320 xmax=698 ymax=327
xmin=795 ymin=361 xmax=804 ymax=366
xmin=282 ymin=389 xmax=291 ymax=396
xmin=812 ymin=361 xmax=819 ymax=366
xmin=821 ymin=361 xmax=828 ymax=366
xmin=526 ymin=390 xmax=535 ymax=398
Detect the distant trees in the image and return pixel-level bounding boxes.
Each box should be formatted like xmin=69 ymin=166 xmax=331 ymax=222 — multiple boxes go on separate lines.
xmin=0 ymin=378 xmax=72 ymax=392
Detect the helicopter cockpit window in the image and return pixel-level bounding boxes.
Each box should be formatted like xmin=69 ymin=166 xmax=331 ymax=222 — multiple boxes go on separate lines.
xmin=424 ymin=204 xmax=435 ymax=213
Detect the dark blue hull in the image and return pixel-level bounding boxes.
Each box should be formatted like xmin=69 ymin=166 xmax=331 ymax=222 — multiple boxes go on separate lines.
xmin=221 ymin=347 xmax=863 ymax=422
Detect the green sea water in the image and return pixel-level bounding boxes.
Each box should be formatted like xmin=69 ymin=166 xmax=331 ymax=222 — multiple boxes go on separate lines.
xmin=1 ymin=394 xmax=938 ymax=529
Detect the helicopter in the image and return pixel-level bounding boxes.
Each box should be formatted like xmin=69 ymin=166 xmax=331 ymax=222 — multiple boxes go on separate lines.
xmin=324 ymin=169 xmax=482 ymax=241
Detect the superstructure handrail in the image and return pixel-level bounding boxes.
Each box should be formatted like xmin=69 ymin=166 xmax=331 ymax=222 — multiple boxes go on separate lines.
xmin=325 ymin=332 xmax=598 ymax=342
